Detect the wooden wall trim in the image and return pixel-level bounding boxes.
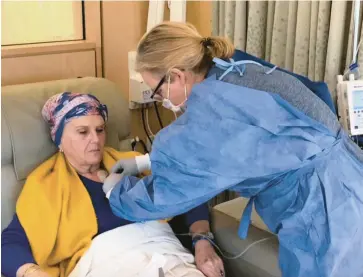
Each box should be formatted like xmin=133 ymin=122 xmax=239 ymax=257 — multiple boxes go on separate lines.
xmin=84 ymin=1 xmax=103 ymax=77
xmin=1 ymin=50 xmax=96 ymax=86
xmin=2 ymin=41 xmax=96 ymax=59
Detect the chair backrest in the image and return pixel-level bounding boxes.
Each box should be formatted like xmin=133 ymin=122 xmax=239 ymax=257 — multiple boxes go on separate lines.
xmin=232 ymin=49 xmax=337 ymax=114
xmin=1 ymin=77 xmax=130 ymax=230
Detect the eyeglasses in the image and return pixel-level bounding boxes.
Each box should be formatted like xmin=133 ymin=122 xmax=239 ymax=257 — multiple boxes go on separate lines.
xmin=150 ymin=75 xmax=166 ymax=100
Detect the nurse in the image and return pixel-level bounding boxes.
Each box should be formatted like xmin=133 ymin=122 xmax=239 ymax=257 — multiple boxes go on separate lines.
xmin=105 ymin=22 xmax=363 ymax=277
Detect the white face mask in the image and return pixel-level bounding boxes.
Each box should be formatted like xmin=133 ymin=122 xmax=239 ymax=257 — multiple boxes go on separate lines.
xmin=162 ymin=76 xmax=187 ymax=113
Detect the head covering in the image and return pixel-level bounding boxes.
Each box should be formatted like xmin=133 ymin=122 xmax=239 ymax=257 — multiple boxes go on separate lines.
xmin=42 ymin=92 xmax=108 ymax=147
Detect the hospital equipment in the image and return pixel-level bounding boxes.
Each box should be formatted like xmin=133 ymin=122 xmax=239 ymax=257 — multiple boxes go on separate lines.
xmin=128 ymin=0 xmax=187 ymax=148
xmin=337 ymin=0 xmax=363 ymax=146
xmin=343 ymin=0 xmax=361 ymax=81
xmin=128 ymin=52 xmax=154 ymax=109
xmin=352 ymin=0 xmax=360 ymax=66
xmin=128 ymin=0 xmax=187 ymax=110
xmin=337 ymin=74 xmax=363 ymax=136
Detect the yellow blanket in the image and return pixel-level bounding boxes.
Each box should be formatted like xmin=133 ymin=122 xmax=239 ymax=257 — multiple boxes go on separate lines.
xmin=16 ymin=147 xmax=143 ymax=277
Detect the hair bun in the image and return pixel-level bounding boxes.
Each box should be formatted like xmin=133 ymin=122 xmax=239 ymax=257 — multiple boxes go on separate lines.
xmin=201 ymin=37 xmax=213 ymax=47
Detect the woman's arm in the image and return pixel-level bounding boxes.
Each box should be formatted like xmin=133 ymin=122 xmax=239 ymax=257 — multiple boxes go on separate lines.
xmin=184 ymin=203 xmax=213 ymax=247
xmin=185 ymin=203 xmax=210 ymax=236
xmin=185 ymin=204 xmax=225 ymax=277
xmin=190 ymin=220 xmax=210 ymax=235
xmin=1 ymin=215 xmax=50 ymax=277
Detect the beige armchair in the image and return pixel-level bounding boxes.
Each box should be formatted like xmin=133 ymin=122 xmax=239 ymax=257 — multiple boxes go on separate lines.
xmin=1 ymin=77 xmax=132 ymax=230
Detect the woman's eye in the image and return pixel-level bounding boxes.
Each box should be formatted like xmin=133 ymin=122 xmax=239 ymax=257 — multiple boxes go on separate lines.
xmin=96 ymin=128 xmax=105 ymax=133
xmin=78 ymin=130 xmax=87 ymax=135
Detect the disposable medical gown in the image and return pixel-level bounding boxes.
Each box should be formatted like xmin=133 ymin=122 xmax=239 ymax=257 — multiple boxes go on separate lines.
xmin=109 ymin=76 xmax=363 ymax=277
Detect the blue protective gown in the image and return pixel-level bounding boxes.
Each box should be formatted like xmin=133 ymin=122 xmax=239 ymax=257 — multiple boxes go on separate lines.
xmin=109 ymin=75 xmax=363 ymax=277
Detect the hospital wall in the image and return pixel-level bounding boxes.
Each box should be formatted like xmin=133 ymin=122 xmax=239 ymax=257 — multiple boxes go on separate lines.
xmin=1 ymin=1 xmax=212 ymax=146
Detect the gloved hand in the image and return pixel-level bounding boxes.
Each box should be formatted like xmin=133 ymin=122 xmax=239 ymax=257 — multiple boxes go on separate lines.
xmin=111 ymin=154 xmax=151 ymax=175
xmin=97 ymin=171 xmax=124 ymax=197
xmin=97 ymin=154 xmax=151 ymax=198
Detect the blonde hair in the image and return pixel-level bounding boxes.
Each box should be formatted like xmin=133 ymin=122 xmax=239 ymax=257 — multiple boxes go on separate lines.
xmin=136 ymin=22 xmax=234 ymax=76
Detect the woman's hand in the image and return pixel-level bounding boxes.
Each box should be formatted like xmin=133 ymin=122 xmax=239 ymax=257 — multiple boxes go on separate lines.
xmin=16 ymin=263 xmax=52 ymax=277
xmin=195 ymin=240 xmax=224 ymax=277
xmin=30 ymin=271 xmax=52 ymax=277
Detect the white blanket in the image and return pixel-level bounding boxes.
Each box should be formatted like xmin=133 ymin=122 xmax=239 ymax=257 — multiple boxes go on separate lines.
xmin=69 ymin=221 xmax=205 ymax=277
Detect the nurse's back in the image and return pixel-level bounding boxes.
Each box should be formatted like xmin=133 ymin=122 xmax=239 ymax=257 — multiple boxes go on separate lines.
xmin=209 ymin=65 xmax=341 ymax=136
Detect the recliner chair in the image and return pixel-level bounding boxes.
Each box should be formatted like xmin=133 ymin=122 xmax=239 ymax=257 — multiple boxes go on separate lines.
xmin=1 ymin=77 xmax=132 ymax=231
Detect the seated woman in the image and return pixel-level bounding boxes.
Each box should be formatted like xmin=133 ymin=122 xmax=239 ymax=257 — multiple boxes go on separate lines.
xmin=1 ymin=92 xmax=224 ymax=277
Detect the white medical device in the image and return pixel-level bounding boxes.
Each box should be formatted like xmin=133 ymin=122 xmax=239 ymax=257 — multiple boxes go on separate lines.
xmin=337 ymin=74 xmax=363 ymax=136
xmin=128 ymin=0 xmax=186 ymax=109
xmin=337 ymin=0 xmax=362 ymax=136
xmin=128 ymin=51 xmax=154 ymax=109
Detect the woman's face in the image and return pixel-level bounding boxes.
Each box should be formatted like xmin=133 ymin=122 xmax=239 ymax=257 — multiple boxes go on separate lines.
xmin=60 ymin=115 xmax=106 ymax=167
xmin=141 ymin=69 xmax=190 ymax=106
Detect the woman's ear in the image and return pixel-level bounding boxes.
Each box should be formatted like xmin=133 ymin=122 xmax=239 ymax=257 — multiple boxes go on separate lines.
xmin=169 ymin=68 xmax=187 ymax=86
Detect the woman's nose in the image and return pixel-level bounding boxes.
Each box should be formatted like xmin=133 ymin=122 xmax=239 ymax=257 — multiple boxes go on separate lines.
xmin=90 ymin=130 xmax=101 ymax=142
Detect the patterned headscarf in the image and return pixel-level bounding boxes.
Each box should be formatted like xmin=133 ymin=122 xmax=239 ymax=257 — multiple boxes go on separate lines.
xmin=42 ymin=92 xmax=108 ymax=147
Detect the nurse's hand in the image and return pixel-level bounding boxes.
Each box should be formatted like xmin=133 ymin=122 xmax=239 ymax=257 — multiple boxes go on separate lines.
xmin=99 ymin=172 xmax=124 ymax=196
xmin=110 ymin=157 xmax=138 ymax=174
xmin=195 ymin=240 xmax=225 ymax=277
xmin=111 ymin=154 xmax=151 ymax=175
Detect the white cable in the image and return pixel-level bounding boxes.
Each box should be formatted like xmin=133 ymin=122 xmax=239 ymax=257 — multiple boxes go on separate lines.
xmin=352 ymin=0 xmax=361 ymax=64
xmin=145 ymin=107 xmax=155 ymax=138
xmin=142 ymin=222 xmax=275 ymax=261
xmin=203 ymin=235 xmax=274 ymax=260
xmin=343 ymin=38 xmax=362 ymax=77
xmin=176 ymin=232 xmax=274 ymax=260
xmin=353 ymin=39 xmax=362 ymax=64
xmin=343 ymin=0 xmax=362 ymax=77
